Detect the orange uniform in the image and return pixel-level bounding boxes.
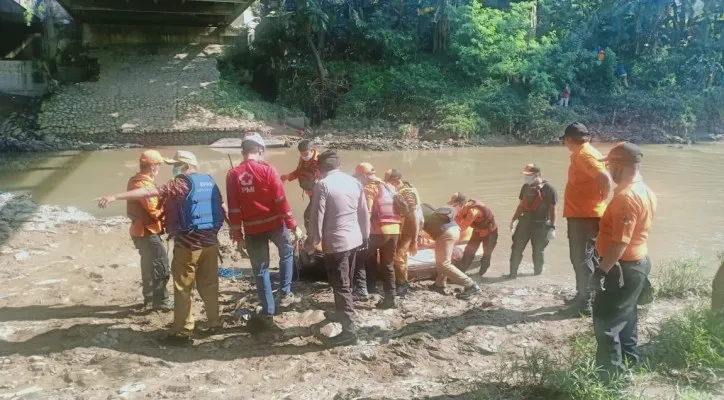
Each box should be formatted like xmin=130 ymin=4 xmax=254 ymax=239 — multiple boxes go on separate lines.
xmin=597 ymin=177 xmax=657 ymax=261
xmin=127 ymin=173 xmax=164 ymax=237
xmin=456 ymin=201 xmax=497 ymax=237
xmin=564 ymin=142 xmax=607 ymax=218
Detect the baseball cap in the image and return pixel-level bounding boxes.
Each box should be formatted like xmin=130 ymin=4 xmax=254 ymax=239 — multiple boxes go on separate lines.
xmin=355 ymin=162 xmax=375 ymax=176
xmin=165 ymin=150 xmax=198 ymax=166
xmin=241 ymin=132 xmax=266 ymax=149
xmin=447 ymin=192 xmax=467 ymax=206
xmin=560 ymin=122 xmax=590 ymax=140
xmin=384 ymin=169 xmax=402 ymax=182
xmin=521 ymin=164 xmax=541 ymax=175
xmin=599 ymin=142 xmax=643 ymax=164
xmin=139 ymin=150 xmax=172 ymax=165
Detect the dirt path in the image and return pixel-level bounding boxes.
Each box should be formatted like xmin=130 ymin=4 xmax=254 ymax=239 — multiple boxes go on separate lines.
xmin=0 ymin=198 xmax=695 ymax=399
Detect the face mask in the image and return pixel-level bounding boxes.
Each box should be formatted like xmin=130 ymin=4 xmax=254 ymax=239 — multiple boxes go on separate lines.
xmin=172 ymin=166 xmax=183 ymax=177
xmin=301 ymin=154 xmax=313 ymax=161
xmin=525 ymin=175 xmax=535 ymax=184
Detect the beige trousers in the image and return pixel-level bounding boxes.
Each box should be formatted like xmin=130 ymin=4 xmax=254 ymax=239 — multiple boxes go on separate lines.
xmin=434 ymin=226 xmax=474 ymax=288
xmin=170 ymin=244 xmax=221 ymax=335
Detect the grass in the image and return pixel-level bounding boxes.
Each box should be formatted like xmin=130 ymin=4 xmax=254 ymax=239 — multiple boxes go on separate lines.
xmin=647 ymin=306 xmax=724 ymax=389
xmin=653 ymin=256 xmax=712 ymax=299
xmin=202 ymin=79 xmax=304 ymax=123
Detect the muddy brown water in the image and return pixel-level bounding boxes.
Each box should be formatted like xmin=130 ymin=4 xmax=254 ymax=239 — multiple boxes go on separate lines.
xmin=1 ymin=143 xmax=723 ymax=285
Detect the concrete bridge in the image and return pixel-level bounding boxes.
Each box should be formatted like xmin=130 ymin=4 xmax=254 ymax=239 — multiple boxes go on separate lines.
xmin=55 ymin=0 xmax=254 ymax=44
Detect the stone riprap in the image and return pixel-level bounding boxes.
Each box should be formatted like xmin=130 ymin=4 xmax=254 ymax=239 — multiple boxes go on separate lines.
xmin=37 ymin=44 xmax=262 ymax=140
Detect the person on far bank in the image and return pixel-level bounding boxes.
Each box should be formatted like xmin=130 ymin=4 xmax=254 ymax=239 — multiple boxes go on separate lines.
xmin=592 ymin=142 xmax=656 ymax=379
xmin=558 ymin=85 xmax=571 ymax=107
xmin=226 ymin=132 xmax=305 ymax=330
xmin=384 ymin=169 xmax=423 ymax=297
xmin=97 ymin=151 xmax=225 ymax=345
xmin=562 ymin=122 xmax=611 ymax=316
xmin=306 ymin=150 xmax=370 ymax=346
xmin=358 ymin=162 xmax=400 ymax=309
xmin=508 ymin=164 xmax=558 ymax=278
xmin=126 ymin=150 xmax=172 ymax=311
xmin=448 ymin=192 xmax=498 ymax=279
xmin=281 ymin=139 xmax=321 ymax=231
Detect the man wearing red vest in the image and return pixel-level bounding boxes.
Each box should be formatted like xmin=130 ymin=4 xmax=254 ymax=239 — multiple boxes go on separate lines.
xmin=226 ymin=132 xmax=305 ymax=329
xmin=508 ymin=164 xmax=558 ymax=277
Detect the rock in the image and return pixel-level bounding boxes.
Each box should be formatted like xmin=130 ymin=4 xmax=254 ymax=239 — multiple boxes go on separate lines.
xmin=118 ymin=382 xmax=145 ymax=395
xmin=357 ymin=349 xmax=376 ymax=361
xmin=89 ymin=272 xmax=103 ymax=280
xmin=319 ymin=322 xmax=343 ymax=338
xmin=34 ymin=279 xmax=67 ymax=286
xmin=28 ymin=356 xmax=44 ymax=362
xmin=14 ymin=250 xmax=30 ymax=261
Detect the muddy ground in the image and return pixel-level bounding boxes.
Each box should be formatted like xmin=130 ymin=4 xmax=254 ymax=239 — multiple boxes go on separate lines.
xmin=0 ymin=195 xmax=703 ymax=399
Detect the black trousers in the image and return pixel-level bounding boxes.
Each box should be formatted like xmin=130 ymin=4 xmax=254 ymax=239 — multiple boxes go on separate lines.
xmin=567 ymin=218 xmax=601 ymax=311
xmin=324 ymin=250 xmax=357 ymax=332
xmin=131 ymin=233 xmax=170 ymax=306
xmin=593 ymin=257 xmax=651 ymax=378
xmin=458 ymin=229 xmax=498 ymax=276
xmin=365 ymin=234 xmax=399 ymax=296
xmin=510 ymin=219 xmax=550 ymax=276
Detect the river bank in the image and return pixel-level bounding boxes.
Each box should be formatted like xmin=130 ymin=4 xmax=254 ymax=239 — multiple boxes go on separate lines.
xmin=0 ymin=193 xmax=720 ymax=399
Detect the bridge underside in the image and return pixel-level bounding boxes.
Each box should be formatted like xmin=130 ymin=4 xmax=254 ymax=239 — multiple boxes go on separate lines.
xmin=57 ymin=0 xmax=252 ymax=26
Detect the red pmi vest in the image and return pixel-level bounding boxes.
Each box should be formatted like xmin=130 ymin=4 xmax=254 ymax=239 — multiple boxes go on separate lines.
xmin=374 ymin=183 xmax=401 ymax=224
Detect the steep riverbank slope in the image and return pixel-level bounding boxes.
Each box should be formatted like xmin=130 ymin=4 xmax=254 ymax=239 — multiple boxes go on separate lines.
xmin=0 ymin=194 xmax=718 ymax=399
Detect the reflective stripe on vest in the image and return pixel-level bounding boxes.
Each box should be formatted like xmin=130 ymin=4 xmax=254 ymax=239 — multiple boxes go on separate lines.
xmin=374 ymin=183 xmax=401 ymax=224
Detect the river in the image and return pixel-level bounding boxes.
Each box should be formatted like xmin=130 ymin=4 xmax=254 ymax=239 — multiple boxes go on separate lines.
xmin=1 ymin=143 xmax=722 ymax=282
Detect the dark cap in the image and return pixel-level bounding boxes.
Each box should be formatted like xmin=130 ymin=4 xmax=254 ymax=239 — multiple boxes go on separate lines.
xmin=521 ymin=164 xmax=541 ymax=175
xmin=384 ymin=169 xmax=402 ymax=182
xmin=599 ymin=142 xmax=643 ymax=164
xmin=560 ymin=122 xmax=590 ymax=140
xmin=447 ymin=192 xmax=467 ymax=206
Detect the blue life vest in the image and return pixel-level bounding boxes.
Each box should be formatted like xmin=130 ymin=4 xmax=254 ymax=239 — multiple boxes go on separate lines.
xmin=165 ymin=173 xmax=224 ymax=237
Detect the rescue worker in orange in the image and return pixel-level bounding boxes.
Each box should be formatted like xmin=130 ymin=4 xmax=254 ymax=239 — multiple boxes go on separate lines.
xmin=358 ymin=162 xmax=400 ymax=309
xmin=448 ymin=192 xmax=498 ymax=278
xmin=562 ymin=122 xmax=611 ymax=316
xmin=591 ymin=142 xmax=656 ymax=379
xmin=125 ymin=150 xmax=172 ymax=311
xmin=508 ymin=164 xmax=558 ymax=278
xmin=384 ymin=169 xmax=422 ymax=297
xmin=281 ymin=139 xmax=321 ymax=231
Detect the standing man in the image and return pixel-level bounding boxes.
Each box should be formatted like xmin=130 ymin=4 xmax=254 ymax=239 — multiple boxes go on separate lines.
xmin=508 ymin=164 xmax=558 ymax=278
xmin=226 ymin=132 xmax=304 ymax=329
xmin=384 ymin=169 xmax=422 ymax=297
xmin=358 ymin=162 xmax=401 ymax=309
xmin=126 ymin=150 xmax=172 ymax=311
xmin=592 ymin=142 xmax=656 ymax=379
xmin=448 ymin=193 xmax=498 ymax=278
xmin=306 ymin=150 xmax=370 ymax=346
xmin=98 ymin=151 xmax=225 ymax=345
xmin=562 ymin=122 xmax=611 ymax=316
xmin=281 ymin=139 xmax=321 ymax=231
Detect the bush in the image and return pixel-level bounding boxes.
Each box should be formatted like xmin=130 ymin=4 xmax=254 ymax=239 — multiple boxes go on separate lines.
xmin=653 ymin=257 xmax=712 ymax=299
xmin=205 ymin=79 xmax=304 ymax=122
xmin=648 ymin=307 xmax=724 ymax=388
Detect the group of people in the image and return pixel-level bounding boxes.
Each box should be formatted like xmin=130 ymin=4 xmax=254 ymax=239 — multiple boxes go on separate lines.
xmin=97 ymin=122 xmax=658 ymax=380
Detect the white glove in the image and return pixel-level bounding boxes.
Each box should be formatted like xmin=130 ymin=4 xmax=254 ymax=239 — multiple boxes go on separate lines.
xmin=546 ymin=227 xmax=556 ymax=241
xmin=510 ymin=220 xmax=518 ymax=232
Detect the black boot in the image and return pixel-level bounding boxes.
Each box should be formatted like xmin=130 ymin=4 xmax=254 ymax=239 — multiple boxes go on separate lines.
xmin=375 ymin=296 xmax=398 ymax=309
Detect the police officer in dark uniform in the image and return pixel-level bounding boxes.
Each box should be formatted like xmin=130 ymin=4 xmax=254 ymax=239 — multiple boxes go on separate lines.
xmin=508 ymin=164 xmax=558 ymax=278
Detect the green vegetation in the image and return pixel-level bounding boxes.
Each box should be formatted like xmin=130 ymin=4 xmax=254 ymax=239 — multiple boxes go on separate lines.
xmin=218 ymin=0 xmax=724 ymax=140
xmin=653 ymin=257 xmax=712 ymax=299
xmin=202 ymin=79 xmax=305 ymax=122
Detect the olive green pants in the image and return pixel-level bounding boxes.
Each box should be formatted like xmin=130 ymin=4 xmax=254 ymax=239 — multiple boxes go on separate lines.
xmin=170 ymin=244 xmax=221 ymax=335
